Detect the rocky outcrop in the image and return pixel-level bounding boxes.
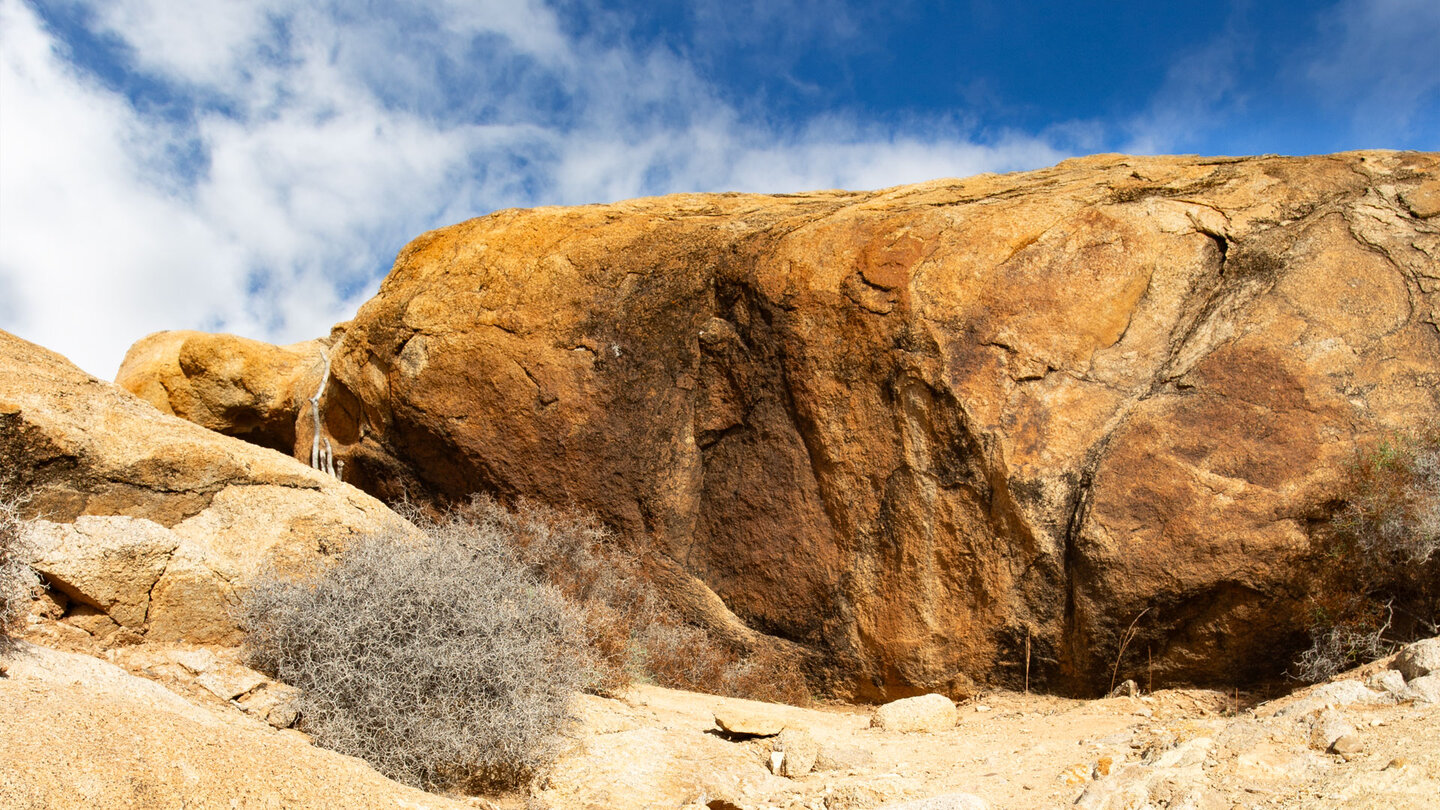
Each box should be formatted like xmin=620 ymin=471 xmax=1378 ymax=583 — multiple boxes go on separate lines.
xmin=119 ymin=152 xmax=1440 ymax=696
xmin=116 ymin=330 xmax=330 ymax=456
xmin=0 ymin=329 xmax=410 ymax=644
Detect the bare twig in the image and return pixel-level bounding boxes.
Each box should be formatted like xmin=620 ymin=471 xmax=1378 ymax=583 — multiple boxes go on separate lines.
xmin=1109 ymin=607 xmax=1151 ymax=695
xmin=1024 ymin=626 xmax=1031 ymax=695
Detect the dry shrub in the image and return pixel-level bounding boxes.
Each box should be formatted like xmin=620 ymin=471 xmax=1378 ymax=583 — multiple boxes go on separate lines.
xmin=0 ymin=491 xmax=38 ymax=651
xmin=241 ymin=524 xmax=586 ymax=792
xmin=1298 ymin=426 xmax=1440 ymax=681
xmin=634 ymin=622 xmax=813 ymax=706
xmin=241 ymin=497 xmax=811 ymax=792
xmin=451 ymin=497 xmax=812 ymax=704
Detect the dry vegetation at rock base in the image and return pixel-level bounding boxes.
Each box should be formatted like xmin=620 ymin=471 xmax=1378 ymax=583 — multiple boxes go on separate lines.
xmin=447 ymin=497 xmax=812 ymax=705
xmin=0 ymin=491 xmax=37 ymax=653
xmin=1298 ymin=426 xmax=1440 ymax=682
xmin=241 ymin=496 xmax=810 ymax=792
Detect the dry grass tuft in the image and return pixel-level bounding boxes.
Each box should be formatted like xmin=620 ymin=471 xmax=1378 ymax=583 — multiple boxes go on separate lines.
xmin=450 ymin=497 xmax=813 ymax=705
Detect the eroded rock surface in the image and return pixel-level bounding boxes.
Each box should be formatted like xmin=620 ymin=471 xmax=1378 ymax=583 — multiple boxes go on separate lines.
xmin=119 ymin=152 xmax=1440 ymax=696
xmin=1 ymin=330 xmax=411 ymax=644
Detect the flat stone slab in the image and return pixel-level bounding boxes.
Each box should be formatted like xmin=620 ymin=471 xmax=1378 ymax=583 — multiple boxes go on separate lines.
xmin=714 ymin=708 xmax=785 ymax=737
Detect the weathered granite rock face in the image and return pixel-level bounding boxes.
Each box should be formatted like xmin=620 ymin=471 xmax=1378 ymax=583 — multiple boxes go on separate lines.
xmin=119 ymin=152 xmax=1440 ymax=697
xmin=116 ymin=329 xmax=330 ymax=456
xmin=1 ymin=329 xmax=411 ymax=644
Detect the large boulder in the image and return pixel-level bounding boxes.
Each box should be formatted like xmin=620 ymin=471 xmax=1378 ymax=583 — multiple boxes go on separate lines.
xmin=118 ymin=152 xmax=1440 ymax=696
xmin=116 ymin=330 xmax=329 ymax=456
xmin=0 ymin=329 xmax=410 ymax=644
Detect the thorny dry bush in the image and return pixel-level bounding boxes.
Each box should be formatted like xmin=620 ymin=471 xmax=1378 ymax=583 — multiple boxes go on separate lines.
xmin=449 ymin=497 xmax=812 ymax=705
xmin=1298 ymin=426 xmax=1440 ymax=681
xmin=241 ymin=522 xmax=586 ymax=792
xmin=0 ymin=491 xmax=38 ymax=652
xmin=242 ymin=497 xmax=811 ymax=792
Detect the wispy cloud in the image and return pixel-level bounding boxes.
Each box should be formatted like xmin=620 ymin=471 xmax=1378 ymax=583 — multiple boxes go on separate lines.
xmin=1 ymin=0 xmax=1077 ymax=378
xmin=1301 ymin=0 xmax=1440 ymax=143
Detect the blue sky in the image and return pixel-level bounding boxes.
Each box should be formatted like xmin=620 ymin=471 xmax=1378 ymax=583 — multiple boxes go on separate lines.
xmin=1 ymin=0 xmax=1437 ymax=378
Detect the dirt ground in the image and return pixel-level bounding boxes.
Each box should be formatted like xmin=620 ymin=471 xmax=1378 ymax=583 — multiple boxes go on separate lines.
xmin=532 ymin=658 xmax=1440 ymax=809
xmin=13 ymin=616 xmax=1440 ymax=810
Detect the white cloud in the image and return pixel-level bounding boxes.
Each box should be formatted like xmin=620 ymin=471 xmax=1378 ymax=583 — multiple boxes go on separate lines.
xmin=1303 ymin=0 xmax=1440 ymax=143
xmin=0 ymin=0 xmax=1074 ymax=380
xmin=0 ymin=0 xmax=252 ymax=375
xmin=89 ymin=0 xmax=286 ymax=87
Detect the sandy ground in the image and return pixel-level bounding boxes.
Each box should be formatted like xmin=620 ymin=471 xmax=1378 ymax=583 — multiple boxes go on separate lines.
xmin=12 ymin=616 xmax=1440 ymax=810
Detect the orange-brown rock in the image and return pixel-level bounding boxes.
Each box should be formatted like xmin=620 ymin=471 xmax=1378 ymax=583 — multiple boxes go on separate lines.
xmin=116 ymin=330 xmax=329 ymax=456
xmin=119 ymin=152 xmax=1440 ymax=697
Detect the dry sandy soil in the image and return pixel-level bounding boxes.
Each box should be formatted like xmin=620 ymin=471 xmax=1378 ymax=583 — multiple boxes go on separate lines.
xmin=8 ymin=616 xmax=1438 ymax=810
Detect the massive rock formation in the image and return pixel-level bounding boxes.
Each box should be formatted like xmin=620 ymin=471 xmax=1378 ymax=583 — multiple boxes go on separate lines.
xmin=119 ymin=152 xmax=1440 ymax=696
xmin=1 ymin=329 xmax=409 ymax=644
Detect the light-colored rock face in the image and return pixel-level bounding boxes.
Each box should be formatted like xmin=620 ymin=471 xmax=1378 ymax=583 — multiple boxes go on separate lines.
xmin=715 ymin=707 xmax=787 ymax=737
xmin=0 ymin=643 xmax=472 ymax=809
xmin=0 ymin=330 xmax=412 ymax=644
xmin=117 ymin=151 xmax=1440 ymax=696
xmin=871 ymin=693 xmax=958 ymax=733
xmin=1393 ymin=638 xmax=1440 ymax=681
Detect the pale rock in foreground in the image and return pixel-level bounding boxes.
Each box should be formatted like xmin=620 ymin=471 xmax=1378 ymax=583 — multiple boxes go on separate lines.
xmin=715 ymin=707 xmax=786 ymax=737
xmin=0 ymin=329 xmax=414 ymax=646
xmin=772 ymin=727 xmax=818 ymax=778
xmin=871 ymin=693 xmax=957 ymax=732
xmin=28 ymin=515 xmax=175 ymax=629
xmin=1393 ymin=637 xmax=1440 ymax=681
xmin=0 ymin=643 xmax=471 ymax=809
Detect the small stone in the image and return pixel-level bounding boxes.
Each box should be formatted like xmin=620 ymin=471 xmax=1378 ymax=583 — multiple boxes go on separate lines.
xmin=1107 ymin=679 xmax=1138 ymax=698
xmin=1092 ymin=756 xmax=1115 ymax=778
xmin=714 ymin=708 xmax=784 ymax=737
xmin=1329 ymin=733 xmax=1364 ymax=755
xmin=1399 ymin=672 xmax=1440 ymax=704
xmin=1307 ymin=708 xmax=1355 ymax=752
xmin=871 ymin=694 xmax=957 ymax=732
xmin=1366 ymin=669 xmax=1407 ymax=695
xmin=1392 ymin=637 xmax=1440 ymax=681
xmin=1061 ymin=762 xmax=1091 ymax=786
xmin=266 ymin=702 xmax=300 ymax=729
xmin=973 ymin=704 xmax=991 ymax=712
xmin=775 ymin=728 xmax=819 ymax=778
